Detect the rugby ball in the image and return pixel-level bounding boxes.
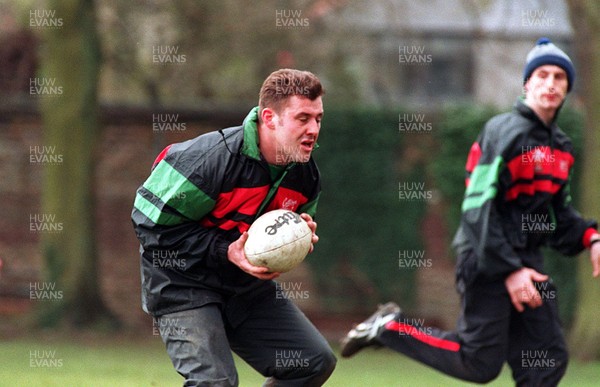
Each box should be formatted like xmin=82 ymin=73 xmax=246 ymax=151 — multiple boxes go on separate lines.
xmin=244 ymin=210 xmax=312 ymax=273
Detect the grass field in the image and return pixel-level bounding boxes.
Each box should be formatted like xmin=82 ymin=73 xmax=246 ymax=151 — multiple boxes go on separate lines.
xmin=1 ymin=335 xmax=599 ymax=386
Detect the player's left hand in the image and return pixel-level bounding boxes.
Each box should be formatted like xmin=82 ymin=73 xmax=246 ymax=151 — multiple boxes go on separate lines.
xmin=590 ymin=240 xmax=600 ymax=277
xmin=300 ymin=213 xmax=318 ymax=253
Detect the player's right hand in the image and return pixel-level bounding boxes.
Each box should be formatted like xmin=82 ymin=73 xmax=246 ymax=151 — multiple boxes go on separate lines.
xmin=504 ymin=267 xmax=549 ymax=312
xmin=227 ymin=232 xmax=280 ymax=280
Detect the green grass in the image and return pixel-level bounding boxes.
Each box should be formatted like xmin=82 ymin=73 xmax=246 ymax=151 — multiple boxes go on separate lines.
xmin=0 ymin=336 xmax=598 ymax=386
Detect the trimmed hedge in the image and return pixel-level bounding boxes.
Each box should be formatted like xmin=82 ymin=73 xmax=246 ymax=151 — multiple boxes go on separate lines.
xmin=310 ymin=108 xmax=425 ymax=312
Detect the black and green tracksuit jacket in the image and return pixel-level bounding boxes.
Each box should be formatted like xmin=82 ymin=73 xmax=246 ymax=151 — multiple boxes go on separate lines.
xmin=131 ymin=107 xmax=321 ymax=316
xmin=452 ymin=99 xmax=597 ymax=280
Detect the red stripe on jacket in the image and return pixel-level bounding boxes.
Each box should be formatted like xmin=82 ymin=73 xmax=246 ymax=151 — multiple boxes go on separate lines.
xmin=200 ymin=186 xmax=270 ymax=233
xmin=464 ymin=142 xmax=482 ymax=187
xmin=200 ymin=186 xmax=308 ymax=233
xmin=212 ymin=186 xmax=270 ymax=218
xmin=385 ymin=321 xmax=461 ymax=352
xmin=152 ymin=145 xmax=173 ymax=168
xmin=505 ymin=147 xmax=573 ymax=201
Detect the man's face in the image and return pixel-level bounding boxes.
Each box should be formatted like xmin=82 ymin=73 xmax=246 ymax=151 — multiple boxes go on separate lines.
xmin=524 ymin=65 xmax=568 ymax=115
xmin=270 ymin=95 xmax=323 ymax=165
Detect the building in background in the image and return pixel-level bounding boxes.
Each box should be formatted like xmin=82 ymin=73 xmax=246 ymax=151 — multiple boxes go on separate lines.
xmin=329 ymin=0 xmax=573 ymax=108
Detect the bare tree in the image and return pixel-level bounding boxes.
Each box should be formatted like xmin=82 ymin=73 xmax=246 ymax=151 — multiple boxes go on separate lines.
xmin=38 ymin=0 xmax=117 ymax=328
xmin=98 ymin=0 xmax=352 ymax=106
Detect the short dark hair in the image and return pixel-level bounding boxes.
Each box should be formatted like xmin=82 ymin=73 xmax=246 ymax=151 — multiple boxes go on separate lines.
xmin=259 ymin=69 xmax=324 ymax=114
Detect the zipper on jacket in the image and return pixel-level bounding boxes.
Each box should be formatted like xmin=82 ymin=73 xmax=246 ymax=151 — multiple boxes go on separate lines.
xmin=255 ymin=163 xmax=295 ymax=217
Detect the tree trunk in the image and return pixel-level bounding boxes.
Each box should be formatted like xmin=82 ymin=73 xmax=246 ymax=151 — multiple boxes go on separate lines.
xmin=565 ymin=0 xmax=600 ymax=360
xmin=38 ymin=0 xmax=117 ymax=328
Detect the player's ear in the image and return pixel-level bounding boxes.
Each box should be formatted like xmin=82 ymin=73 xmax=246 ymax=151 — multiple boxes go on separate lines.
xmin=260 ymin=108 xmax=277 ymax=130
xmin=522 ymin=78 xmax=531 ymax=95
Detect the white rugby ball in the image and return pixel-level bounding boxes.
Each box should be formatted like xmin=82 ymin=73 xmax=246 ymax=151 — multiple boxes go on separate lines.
xmin=244 ymin=210 xmax=312 ymax=273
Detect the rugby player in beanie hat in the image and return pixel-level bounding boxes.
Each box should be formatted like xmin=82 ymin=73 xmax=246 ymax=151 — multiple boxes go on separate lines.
xmin=340 ymin=35 xmax=600 ymax=387
xmin=523 ymin=37 xmax=575 ymax=92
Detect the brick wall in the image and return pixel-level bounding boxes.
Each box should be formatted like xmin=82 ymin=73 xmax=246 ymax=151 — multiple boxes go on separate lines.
xmin=0 ymin=104 xmax=246 ymax=329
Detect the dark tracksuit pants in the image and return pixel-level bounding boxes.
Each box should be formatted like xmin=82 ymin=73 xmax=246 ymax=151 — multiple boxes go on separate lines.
xmin=156 ymin=282 xmax=336 ymax=387
xmin=378 ymin=249 xmax=568 ymax=386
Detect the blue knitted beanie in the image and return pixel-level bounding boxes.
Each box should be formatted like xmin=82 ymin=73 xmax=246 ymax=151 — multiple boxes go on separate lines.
xmin=523 ymin=37 xmax=575 ymax=92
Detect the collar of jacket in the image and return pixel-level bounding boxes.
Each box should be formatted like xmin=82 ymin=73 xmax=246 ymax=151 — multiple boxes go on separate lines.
xmin=514 ymin=97 xmax=562 ymax=128
xmin=241 ymin=107 xmax=262 ymax=160
xmin=240 ymin=106 xmax=319 ymax=161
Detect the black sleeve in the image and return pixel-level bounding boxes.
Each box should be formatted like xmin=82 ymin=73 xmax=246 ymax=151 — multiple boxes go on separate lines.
xmin=548 ymin=179 xmax=597 ymax=256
